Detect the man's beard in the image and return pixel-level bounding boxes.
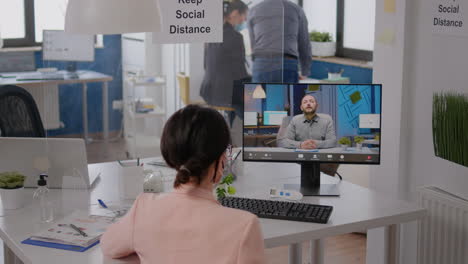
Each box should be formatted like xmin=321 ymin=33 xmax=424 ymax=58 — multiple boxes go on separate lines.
xmin=303 ymin=108 xmax=316 ymax=115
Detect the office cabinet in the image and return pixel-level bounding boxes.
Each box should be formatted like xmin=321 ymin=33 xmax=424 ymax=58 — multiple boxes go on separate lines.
xmin=122 ymin=33 xmax=166 ymax=158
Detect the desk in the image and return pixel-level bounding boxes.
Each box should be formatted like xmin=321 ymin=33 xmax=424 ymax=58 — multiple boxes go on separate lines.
xmin=0 ymin=71 xmax=113 ymax=143
xmin=0 ymin=160 xmax=425 ymax=264
xmin=243 ymin=134 xmax=277 ymax=147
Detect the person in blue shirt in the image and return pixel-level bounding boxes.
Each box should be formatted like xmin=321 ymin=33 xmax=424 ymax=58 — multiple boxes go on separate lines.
xmin=247 ymin=0 xmax=312 ymax=83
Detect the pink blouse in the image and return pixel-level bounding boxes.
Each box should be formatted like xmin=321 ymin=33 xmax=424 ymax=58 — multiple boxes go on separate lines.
xmin=101 ymin=184 xmax=267 ymax=264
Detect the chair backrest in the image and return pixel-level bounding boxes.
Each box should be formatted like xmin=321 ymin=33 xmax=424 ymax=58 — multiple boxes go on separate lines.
xmin=176 ymin=72 xmax=190 ymax=105
xmin=277 ymin=116 xmax=293 ymax=142
xmin=0 ymin=85 xmax=45 ymax=137
xmin=176 ymin=72 xmax=235 ymax=112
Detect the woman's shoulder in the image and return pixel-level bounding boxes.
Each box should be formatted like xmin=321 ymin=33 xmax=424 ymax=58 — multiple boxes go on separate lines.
xmin=215 ymin=204 xmax=259 ymax=225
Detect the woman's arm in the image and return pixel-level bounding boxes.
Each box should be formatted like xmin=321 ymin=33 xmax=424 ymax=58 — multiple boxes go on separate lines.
xmin=100 ymin=196 xmax=141 ymax=258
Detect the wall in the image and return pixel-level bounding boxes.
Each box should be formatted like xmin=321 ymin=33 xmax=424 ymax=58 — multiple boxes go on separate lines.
xmin=309 ymin=60 xmax=373 ymax=84
xmin=367 ymin=0 xmax=410 ymax=262
xmin=370 ymin=0 xmax=468 ymax=263
xmin=35 ymin=35 xmax=123 ymax=136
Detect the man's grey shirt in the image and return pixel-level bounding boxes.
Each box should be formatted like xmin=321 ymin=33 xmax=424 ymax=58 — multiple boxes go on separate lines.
xmin=247 ymin=0 xmax=312 ymax=76
xmin=278 ymin=114 xmax=337 ymax=149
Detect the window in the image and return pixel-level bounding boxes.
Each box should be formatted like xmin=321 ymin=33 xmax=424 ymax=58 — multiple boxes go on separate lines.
xmin=0 ymin=0 xmax=102 ymax=48
xmin=0 ymin=0 xmax=34 ymax=47
xmin=34 ymin=0 xmax=69 ymax=43
xmin=302 ymin=0 xmax=375 ymax=61
xmin=0 ymin=1 xmax=26 ymax=39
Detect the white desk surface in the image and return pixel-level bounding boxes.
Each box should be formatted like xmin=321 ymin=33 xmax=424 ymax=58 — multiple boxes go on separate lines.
xmin=0 ymin=160 xmax=425 ymax=264
xmin=0 ymin=70 xmax=112 ymax=86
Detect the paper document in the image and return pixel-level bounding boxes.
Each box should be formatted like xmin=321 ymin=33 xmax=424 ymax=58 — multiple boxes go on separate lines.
xmin=27 ymin=211 xmax=113 ymax=248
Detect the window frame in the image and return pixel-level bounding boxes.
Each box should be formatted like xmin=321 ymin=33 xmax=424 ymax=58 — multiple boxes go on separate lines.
xmin=336 ymin=0 xmax=373 ymax=61
xmin=3 ymin=0 xmax=38 ymax=47
xmin=3 ymin=1 xmax=103 ymax=48
xmin=299 ymin=0 xmax=373 ymax=61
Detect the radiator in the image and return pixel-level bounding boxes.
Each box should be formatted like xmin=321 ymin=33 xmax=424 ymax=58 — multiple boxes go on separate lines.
xmin=417 ymin=186 xmax=468 ymax=264
xmin=23 ymin=85 xmax=62 ymax=130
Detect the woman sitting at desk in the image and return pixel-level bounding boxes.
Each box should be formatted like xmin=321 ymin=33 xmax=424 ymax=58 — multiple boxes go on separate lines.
xmin=101 ymin=105 xmax=267 ymax=264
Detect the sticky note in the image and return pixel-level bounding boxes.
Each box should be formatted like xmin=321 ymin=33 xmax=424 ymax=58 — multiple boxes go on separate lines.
xmin=384 ymin=0 xmax=396 ymax=13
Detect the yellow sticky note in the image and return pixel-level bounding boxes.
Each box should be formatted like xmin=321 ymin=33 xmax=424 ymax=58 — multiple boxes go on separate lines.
xmin=376 ymin=29 xmax=395 ymax=45
xmin=384 ymin=0 xmax=396 ymax=13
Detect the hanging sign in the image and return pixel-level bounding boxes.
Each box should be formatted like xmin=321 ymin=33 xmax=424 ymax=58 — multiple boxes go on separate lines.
xmin=153 ymin=0 xmax=222 ymax=44
xmin=432 ymin=0 xmax=468 ymax=36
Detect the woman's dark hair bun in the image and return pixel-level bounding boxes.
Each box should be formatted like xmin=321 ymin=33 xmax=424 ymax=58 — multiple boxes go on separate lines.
xmin=161 ymin=105 xmax=231 ymax=188
xmin=174 ymin=168 xmax=191 ymax=186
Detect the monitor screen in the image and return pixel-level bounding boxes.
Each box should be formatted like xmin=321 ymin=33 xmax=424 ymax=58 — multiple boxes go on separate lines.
xmin=244 ymin=112 xmax=258 ymax=126
xmin=264 ymin=111 xmax=288 ymax=125
xmin=243 ymin=83 xmax=381 ymax=165
xmin=42 ymin=30 xmax=95 ymax=62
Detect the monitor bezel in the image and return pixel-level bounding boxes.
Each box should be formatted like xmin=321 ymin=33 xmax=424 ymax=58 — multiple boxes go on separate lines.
xmin=241 ymin=82 xmax=382 ymax=165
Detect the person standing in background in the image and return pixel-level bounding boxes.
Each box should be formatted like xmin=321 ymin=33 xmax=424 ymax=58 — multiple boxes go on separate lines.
xmin=200 ymin=0 xmax=250 ymax=127
xmin=247 ymin=0 xmax=311 ymax=83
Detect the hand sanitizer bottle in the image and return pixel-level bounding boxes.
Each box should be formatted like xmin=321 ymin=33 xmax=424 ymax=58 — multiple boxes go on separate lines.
xmin=33 ymin=174 xmax=54 ymax=223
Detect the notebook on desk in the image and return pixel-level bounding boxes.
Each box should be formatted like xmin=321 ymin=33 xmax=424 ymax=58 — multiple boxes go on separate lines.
xmin=0 ymin=138 xmax=98 ymax=188
xmin=22 ymin=211 xmax=113 ymax=252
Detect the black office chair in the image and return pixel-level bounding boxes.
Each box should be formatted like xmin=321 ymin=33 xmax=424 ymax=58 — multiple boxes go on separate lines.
xmin=0 ymin=85 xmax=45 ymax=137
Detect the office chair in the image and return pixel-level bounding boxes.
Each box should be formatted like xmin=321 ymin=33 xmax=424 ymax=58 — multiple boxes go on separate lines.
xmin=265 ymin=115 xmax=340 ymax=178
xmin=0 ymin=85 xmax=45 ymax=137
xmin=177 ymin=72 xmax=236 ymax=112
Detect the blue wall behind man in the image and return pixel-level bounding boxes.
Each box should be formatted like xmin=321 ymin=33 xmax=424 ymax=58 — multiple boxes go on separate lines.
xmin=34 ymin=35 xmax=122 ymax=136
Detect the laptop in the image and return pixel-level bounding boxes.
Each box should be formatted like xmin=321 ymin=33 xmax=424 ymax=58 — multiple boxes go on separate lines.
xmin=0 ymin=138 xmax=98 ymax=189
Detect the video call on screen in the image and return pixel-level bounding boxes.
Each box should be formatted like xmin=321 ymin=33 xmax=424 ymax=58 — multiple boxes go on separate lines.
xmin=243 ymin=83 xmax=382 ymax=164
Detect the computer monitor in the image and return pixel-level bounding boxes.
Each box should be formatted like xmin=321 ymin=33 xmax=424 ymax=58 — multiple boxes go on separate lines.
xmin=264 ymin=111 xmax=288 ymax=125
xmin=244 ymin=111 xmax=258 ymax=126
xmin=243 ymin=83 xmax=382 ymax=196
xmin=42 ymin=30 xmax=95 ymax=78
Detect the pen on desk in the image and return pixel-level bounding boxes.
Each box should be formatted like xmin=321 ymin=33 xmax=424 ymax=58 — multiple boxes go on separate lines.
xmin=98 ymin=199 xmax=108 ymax=208
xmin=69 ymin=224 xmax=88 ymax=237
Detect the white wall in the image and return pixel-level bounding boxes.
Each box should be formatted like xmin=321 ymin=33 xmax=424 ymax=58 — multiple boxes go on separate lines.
xmin=368 ymin=0 xmax=410 ymax=262
xmin=370 ymin=0 xmax=468 ymax=263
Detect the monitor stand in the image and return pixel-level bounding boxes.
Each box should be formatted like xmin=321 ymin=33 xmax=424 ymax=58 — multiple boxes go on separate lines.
xmin=284 ymin=163 xmax=340 ymax=196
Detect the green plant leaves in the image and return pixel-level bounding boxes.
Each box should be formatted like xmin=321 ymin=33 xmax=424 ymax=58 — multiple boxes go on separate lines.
xmin=432 ymin=92 xmax=468 ymax=167
xmin=309 ymin=31 xmax=333 ymax=42
xmin=0 ymin=172 xmax=26 ymax=189
xmin=338 ymin=137 xmax=351 ymax=145
xmin=216 ymin=174 xmax=236 ymax=199
xmin=354 ymin=136 xmax=365 ymax=144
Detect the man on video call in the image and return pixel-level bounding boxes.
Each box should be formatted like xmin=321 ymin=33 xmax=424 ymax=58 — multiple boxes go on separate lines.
xmin=279 ymin=94 xmax=337 ymax=149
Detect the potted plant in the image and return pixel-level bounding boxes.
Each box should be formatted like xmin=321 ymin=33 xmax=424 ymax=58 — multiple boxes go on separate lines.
xmin=374 ymin=133 xmax=380 ymax=142
xmin=216 ymin=174 xmax=236 ymax=199
xmin=338 ymin=137 xmax=351 ymax=150
xmin=309 ymin=31 xmax=336 ymax=57
xmin=0 ymin=171 xmax=27 ymax=209
xmin=354 ymin=136 xmax=365 ymax=150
